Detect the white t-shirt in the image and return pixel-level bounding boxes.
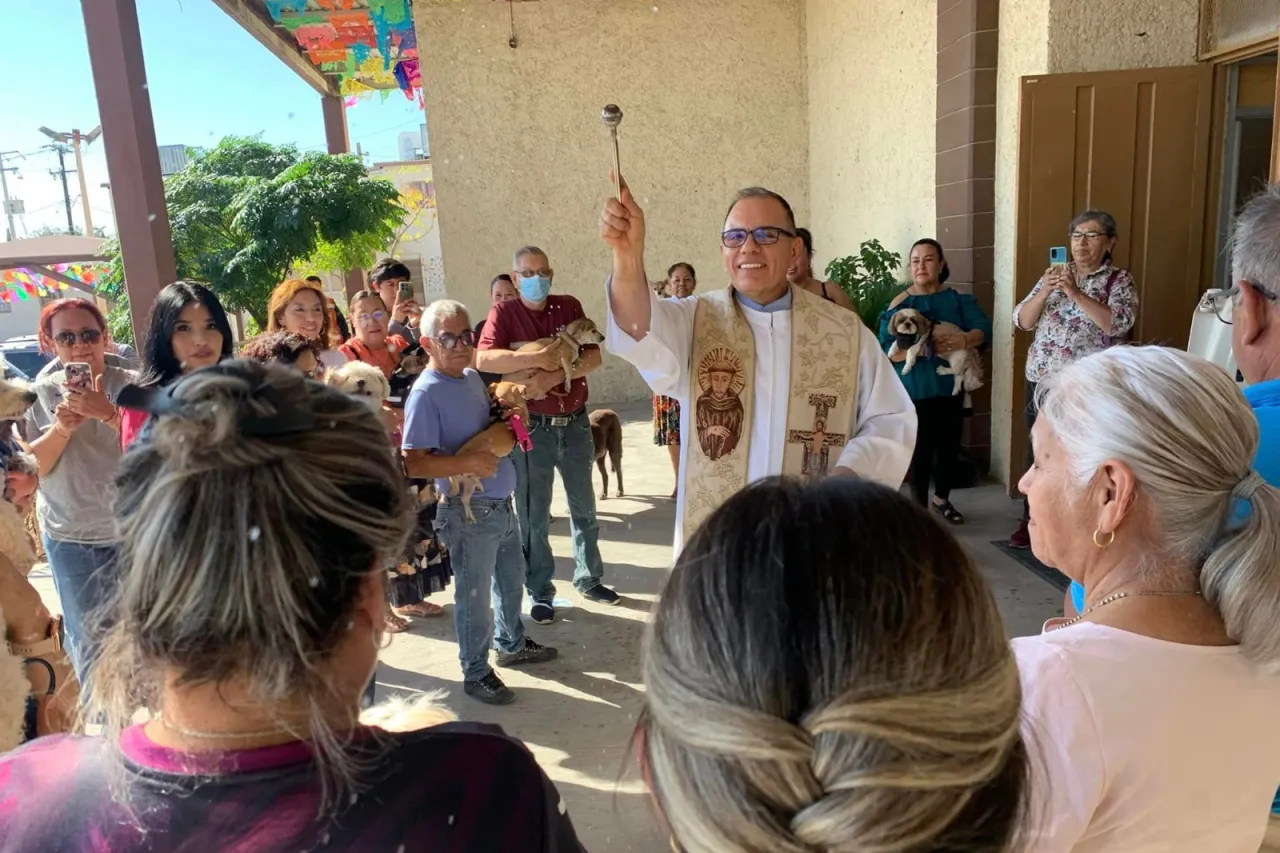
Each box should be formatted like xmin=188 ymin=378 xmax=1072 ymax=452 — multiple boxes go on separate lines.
xmin=1013 ymin=622 xmax=1280 ymax=853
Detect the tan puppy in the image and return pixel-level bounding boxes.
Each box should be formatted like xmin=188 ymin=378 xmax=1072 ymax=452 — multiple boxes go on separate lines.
xmin=448 ymin=382 xmax=529 ymax=522
xmin=507 ymin=317 xmax=605 ymax=392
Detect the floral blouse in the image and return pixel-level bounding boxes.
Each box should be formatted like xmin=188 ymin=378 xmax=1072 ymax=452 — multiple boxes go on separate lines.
xmin=1013 ymin=264 xmax=1138 ymax=383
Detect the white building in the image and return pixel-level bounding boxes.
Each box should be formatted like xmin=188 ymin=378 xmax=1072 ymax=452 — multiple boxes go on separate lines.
xmin=395 ymin=123 xmax=429 ymax=162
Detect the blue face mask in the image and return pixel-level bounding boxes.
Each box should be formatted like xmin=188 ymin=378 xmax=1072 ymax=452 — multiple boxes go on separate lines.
xmin=518 ymin=274 xmax=551 ymax=302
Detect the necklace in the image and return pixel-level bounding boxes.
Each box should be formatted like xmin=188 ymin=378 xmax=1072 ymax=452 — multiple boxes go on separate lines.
xmin=156 ymin=714 xmax=292 ymax=742
xmin=1054 ymin=590 xmax=1202 ymax=631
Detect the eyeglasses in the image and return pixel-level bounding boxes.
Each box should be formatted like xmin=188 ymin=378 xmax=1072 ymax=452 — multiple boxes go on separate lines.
xmin=53 ymin=329 xmax=103 ymax=347
xmin=1212 ymin=283 xmax=1279 ymax=325
xmin=721 ymin=227 xmax=796 ymax=248
xmin=356 ymin=311 xmax=388 ymax=326
xmin=1070 ymin=231 xmax=1107 ymax=242
xmin=432 ymin=329 xmax=478 ymax=350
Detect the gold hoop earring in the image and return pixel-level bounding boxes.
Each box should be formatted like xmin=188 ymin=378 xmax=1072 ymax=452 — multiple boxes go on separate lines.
xmin=1092 ymin=529 xmax=1115 ymax=548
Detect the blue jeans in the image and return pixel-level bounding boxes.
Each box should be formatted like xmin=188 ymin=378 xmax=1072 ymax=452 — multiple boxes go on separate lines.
xmin=433 ymin=496 xmax=527 ymax=682
xmin=513 ymin=409 xmax=605 ymax=599
xmin=42 ymin=536 xmax=119 ymax=685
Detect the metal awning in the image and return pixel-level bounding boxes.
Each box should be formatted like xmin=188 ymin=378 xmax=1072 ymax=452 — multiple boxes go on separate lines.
xmin=0 ymin=235 xmax=105 ymax=271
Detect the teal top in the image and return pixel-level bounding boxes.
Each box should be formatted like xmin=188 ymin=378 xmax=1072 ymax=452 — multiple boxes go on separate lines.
xmin=878 ymin=289 xmax=992 ymax=401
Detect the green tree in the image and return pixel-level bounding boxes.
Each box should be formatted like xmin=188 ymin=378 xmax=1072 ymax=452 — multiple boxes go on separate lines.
xmin=101 ymin=136 xmax=401 ymax=327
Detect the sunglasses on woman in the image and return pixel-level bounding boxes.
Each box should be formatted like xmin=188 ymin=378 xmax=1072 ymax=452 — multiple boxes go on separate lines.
xmin=53 ymin=329 xmax=103 ymax=347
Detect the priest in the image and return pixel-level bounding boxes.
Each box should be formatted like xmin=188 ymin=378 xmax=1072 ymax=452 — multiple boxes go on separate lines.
xmin=601 ymin=182 xmax=917 ymax=550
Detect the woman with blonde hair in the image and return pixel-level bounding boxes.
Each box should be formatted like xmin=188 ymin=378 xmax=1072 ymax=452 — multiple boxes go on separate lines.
xmin=638 ymin=477 xmax=1027 ymax=853
xmin=266 ymin=278 xmax=349 ymax=372
xmin=0 ymin=361 xmax=584 ymax=851
xmin=1016 ymin=346 xmax=1280 ymax=851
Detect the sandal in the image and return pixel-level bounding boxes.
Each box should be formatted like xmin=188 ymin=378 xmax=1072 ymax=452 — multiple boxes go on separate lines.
xmin=384 ymin=613 xmax=411 ymax=634
xmin=393 ymin=601 xmax=444 ymax=618
xmin=933 ymin=500 xmax=965 ymax=525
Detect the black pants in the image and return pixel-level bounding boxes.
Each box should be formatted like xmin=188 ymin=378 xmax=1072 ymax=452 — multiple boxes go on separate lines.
xmin=1021 ymin=380 xmax=1040 ymax=519
xmin=909 ymin=395 xmax=964 ymax=505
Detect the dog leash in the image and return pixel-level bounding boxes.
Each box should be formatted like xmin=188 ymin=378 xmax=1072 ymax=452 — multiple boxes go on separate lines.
xmin=509 ymin=413 xmax=533 ymax=452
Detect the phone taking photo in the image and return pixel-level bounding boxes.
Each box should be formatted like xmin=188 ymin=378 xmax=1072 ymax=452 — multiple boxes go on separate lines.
xmin=64 ymin=362 xmax=91 ymax=390
xmin=1049 ymin=246 xmax=1068 ymax=267
xmin=397 ymin=281 xmax=413 ymax=302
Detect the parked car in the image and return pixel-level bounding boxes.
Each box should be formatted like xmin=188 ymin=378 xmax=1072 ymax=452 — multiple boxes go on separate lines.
xmin=0 ymin=335 xmax=50 ymax=380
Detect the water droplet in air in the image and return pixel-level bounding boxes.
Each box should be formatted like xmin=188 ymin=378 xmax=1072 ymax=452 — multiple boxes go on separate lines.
xmin=309 ymin=576 xmax=320 ymax=588
xmin=447 ymin=814 xmax=455 ymax=826
xmin=287 ymin=112 xmax=295 ymax=120
xmin=147 ymin=213 xmax=157 ymax=222
xmin=248 ymin=526 xmax=261 ymax=542
xmin=350 ymin=793 xmax=359 ymax=806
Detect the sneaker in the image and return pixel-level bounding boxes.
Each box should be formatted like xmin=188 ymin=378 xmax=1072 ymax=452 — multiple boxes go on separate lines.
xmin=530 ymin=600 xmax=555 ymax=625
xmin=580 ymin=584 xmax=620 ymax=605
xmin=495 ymin=638 xmax=558 ymax=667
xmin=1008 ymin=519 xmax=1031 ymax=550
xmin=464 ymin=672 xmax=515 ymax=705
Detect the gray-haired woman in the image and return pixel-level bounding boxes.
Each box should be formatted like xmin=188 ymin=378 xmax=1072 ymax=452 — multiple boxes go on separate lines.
xmin=1009 ymin=209 xmax=1138 ymax=550
xmin=0 ymin=361 xmax=584 ymax=851
xmin=1016 ymin=346 xmax=1280 ymax=851
xmin=638 ymin=477 xmax=1027 ymax=853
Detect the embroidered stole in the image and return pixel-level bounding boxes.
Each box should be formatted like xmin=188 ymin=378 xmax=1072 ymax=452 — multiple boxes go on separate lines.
xmin=682 ymin=285 xmax=861 ymax=542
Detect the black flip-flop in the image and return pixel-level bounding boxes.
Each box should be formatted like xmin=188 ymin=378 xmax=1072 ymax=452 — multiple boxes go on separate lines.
xmin=933 ymin=501 xmax=965 ymax=525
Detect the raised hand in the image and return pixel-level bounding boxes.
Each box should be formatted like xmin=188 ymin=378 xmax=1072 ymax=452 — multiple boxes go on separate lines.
xmin=600 ymin=175 xmax=646 ymax=259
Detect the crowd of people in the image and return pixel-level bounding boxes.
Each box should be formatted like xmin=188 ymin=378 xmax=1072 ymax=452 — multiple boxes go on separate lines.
xmin=0 ymin=177 xmax=1274 ymax=853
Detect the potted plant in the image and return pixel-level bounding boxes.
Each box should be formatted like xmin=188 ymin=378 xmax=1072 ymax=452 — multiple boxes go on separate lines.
xmin=825 ymin=239 xmax=908 ymax=329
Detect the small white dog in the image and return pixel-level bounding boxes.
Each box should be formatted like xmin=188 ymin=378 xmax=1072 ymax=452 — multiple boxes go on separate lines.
xmin=886 ymin=308 xmax=984 ymax=396
xmin=326 ymin=361 xmax=391 ymax=413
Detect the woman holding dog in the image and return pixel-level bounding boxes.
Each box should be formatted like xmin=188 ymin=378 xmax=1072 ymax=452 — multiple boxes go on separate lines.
xmin=879 ymin=239 xmax=990 ymax=524
xmin=119 ymin=281 xmax=235 ymax=450
xmin=21 ymin=299 xmax=137 ymax=684
xmin=0 ymin=361 xmax=585 ymax=851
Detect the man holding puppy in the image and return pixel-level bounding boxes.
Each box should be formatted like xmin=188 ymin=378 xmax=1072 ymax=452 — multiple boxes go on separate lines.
xmin=602 ymin=182 xmax=917 ymax=552
xmin=403 ymin=299 xmax=557 ymax=706
xmin=477 ymin=246 xmax=617 ymax=624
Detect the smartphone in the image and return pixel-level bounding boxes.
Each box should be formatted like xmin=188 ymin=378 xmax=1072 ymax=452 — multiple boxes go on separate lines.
xmin=397 ymin=281 xmax=413 ymax=302
xmin=64 ymin=362 xmax=91 ymax=390
xmin=1049 ymin=246 xmax=1068 ymax=267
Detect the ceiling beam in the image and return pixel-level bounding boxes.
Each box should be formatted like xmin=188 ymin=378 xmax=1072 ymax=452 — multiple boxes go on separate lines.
xmin=209 ymin=0 xmax=339 ymax=98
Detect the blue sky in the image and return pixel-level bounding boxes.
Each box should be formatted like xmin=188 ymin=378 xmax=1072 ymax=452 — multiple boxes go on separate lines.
xmin=0 ymin=0 xmax=425 ymax=237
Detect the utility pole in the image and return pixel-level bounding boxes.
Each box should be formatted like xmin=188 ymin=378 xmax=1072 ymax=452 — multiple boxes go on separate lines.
xmin=39 ymin=125 xmax=102 ymax=236
xmin=46 ymin=145 xmax=76 ymax=234
xmin=0 ymin=151 xmax=19 ymax=242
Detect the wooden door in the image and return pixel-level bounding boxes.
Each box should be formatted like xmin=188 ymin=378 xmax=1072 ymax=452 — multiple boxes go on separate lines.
xmin=1009 ymin=65 xmax=1215 ymax=492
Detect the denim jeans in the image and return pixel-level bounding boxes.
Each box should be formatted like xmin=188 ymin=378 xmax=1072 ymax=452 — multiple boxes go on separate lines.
xmin=42 ymin=535 xmax=119 ymax=685
xmin=433 ymin=496 xmax=527 ymax=682
xmin=513 ymin=409 xmax=605 ymax=600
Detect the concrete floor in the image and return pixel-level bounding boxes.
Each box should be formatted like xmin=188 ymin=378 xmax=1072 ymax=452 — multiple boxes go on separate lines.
xmin=27 ymin=400 xmax=1062 ymax=853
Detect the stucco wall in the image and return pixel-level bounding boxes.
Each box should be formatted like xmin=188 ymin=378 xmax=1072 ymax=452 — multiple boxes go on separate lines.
xmin=991 ymin=0 xmax=1050 ymax=485
xmin=805 ymin=0 xmax=937 ymax=276
xmin=1047 ymin=0 xmax=1199 ymax=74
xmin=414 ymin=0 xmax=809 ymax=403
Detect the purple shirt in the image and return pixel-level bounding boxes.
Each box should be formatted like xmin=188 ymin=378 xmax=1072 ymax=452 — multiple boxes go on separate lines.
xmin=402 ymin=368 xmax=517 ymax=498
xmin=0 ymin=722 xmax=584 ymax=852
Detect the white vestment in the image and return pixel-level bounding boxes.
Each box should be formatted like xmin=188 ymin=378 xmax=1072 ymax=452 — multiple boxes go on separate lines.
xmin=606 ymin=286 xmax=917 ymax=552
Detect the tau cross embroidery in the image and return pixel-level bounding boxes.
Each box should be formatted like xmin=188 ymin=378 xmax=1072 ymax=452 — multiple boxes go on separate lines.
xmin=787 ymin=394 xmax=847 ymax=479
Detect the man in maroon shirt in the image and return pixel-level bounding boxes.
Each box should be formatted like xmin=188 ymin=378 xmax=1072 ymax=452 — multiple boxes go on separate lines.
xmin=477 ymin=245 xmax=618 ymax=622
